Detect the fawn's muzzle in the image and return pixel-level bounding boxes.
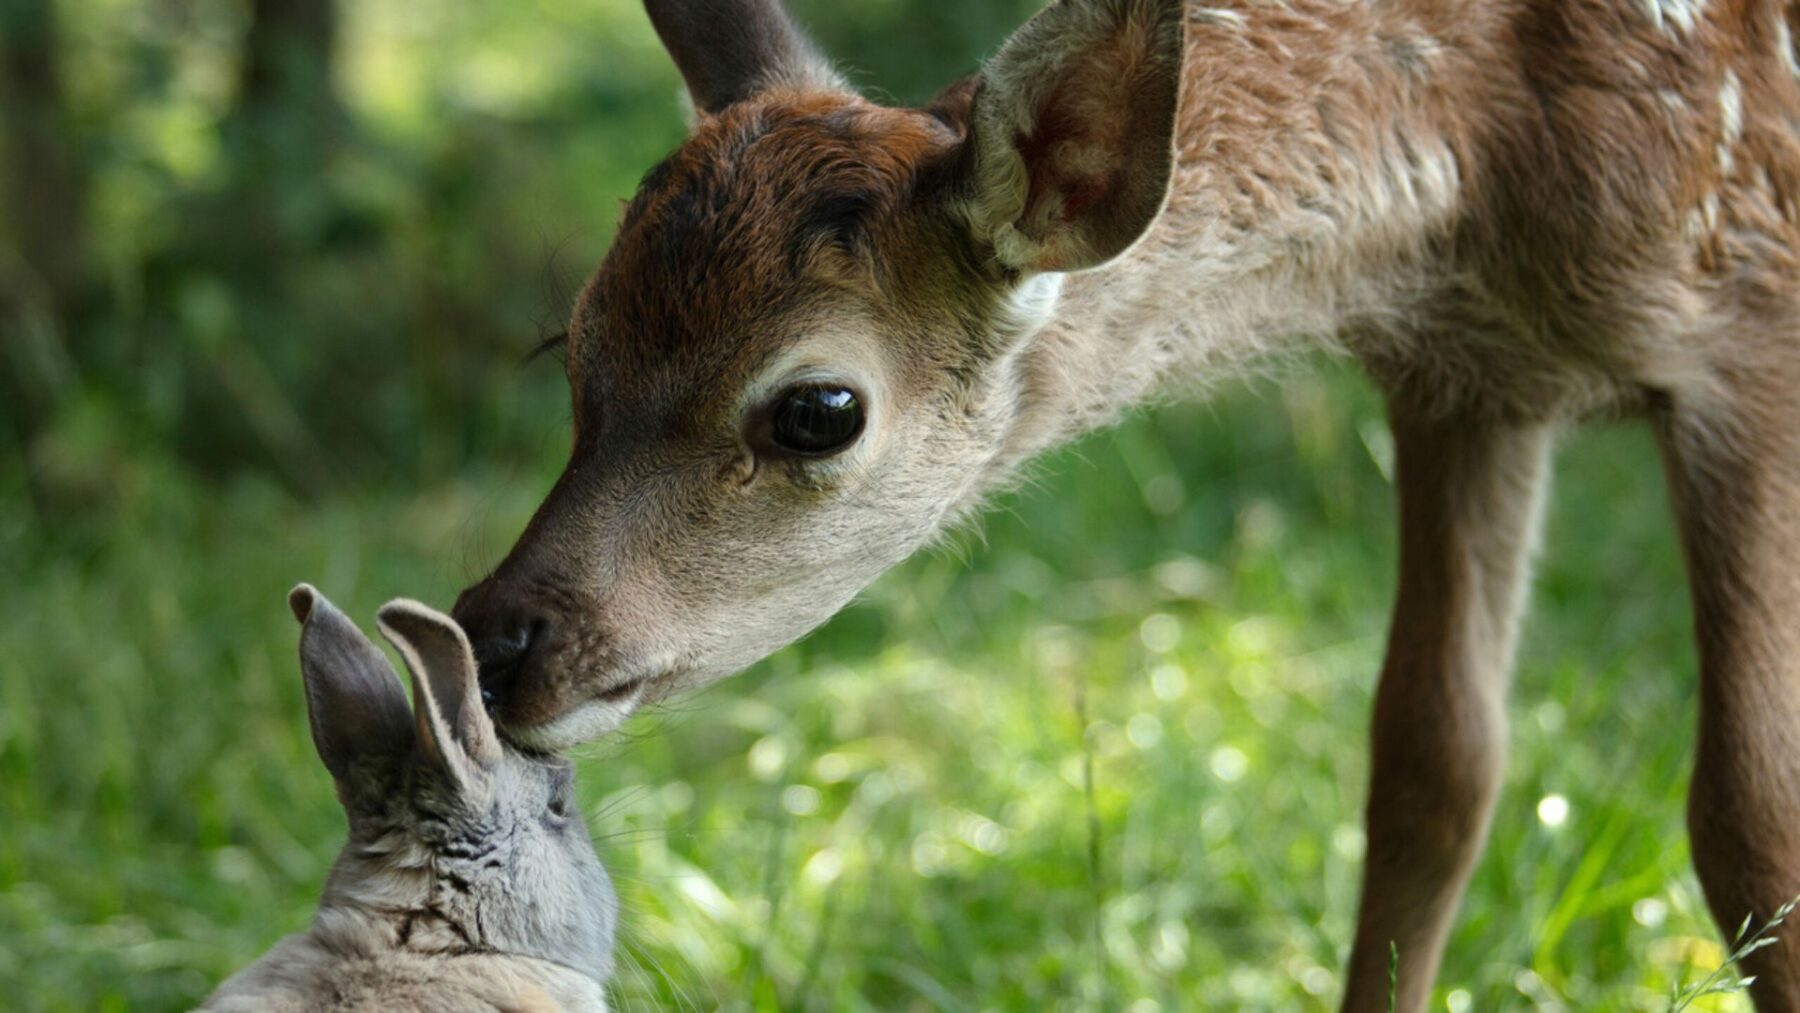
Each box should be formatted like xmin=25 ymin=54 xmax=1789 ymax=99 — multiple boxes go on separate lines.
xmin=451 ymin=582 xmax=551 ymax=714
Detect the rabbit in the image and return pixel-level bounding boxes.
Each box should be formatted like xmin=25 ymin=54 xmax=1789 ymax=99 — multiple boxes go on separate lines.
xmin=200 ymin=586 xmax=616 ymax=1012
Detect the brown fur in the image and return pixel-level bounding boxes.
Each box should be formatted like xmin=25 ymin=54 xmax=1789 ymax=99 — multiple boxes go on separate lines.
xmin=459 ymin=2 xmax=1800 ymax=1006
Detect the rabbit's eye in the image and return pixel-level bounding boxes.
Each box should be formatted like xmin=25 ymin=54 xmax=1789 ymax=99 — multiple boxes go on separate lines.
xmin=547 ymin=797 xmax=570 ymax=820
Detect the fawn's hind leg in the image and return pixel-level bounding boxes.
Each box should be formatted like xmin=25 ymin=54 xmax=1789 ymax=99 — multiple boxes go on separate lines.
xmin=1658 ymin=369 xmax=1800 ymax=1010
xmin=1341 ymin=401 xmax=1553 ymax=1013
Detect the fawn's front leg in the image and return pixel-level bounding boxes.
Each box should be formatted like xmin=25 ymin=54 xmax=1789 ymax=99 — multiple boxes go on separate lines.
xmin=1341 ymin=402 xmax=1553 ymax=1012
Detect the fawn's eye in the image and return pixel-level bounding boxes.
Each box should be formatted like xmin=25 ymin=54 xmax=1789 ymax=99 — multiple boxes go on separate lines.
xmin=770 ymin=385 xmax=864 ymax=456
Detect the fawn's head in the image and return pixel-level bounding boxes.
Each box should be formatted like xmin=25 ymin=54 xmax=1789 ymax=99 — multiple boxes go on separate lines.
xmin=290 ymin=586 xmax=616 ymax=983
xmin=456 ymin=0 xmax=1186 ymax=748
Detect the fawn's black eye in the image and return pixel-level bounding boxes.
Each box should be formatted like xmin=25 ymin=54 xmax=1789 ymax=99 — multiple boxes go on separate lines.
xmin=770 ymin=385 xmax=864 ymax=456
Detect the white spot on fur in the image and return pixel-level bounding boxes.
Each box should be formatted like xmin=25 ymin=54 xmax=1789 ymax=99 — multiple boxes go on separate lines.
xmin=1720 ymin=70 xmax=1743 ymax=142
xmin=1779 ymin=19 xmax=1800 ymax=78
xmin=1684 ymin=205 xmax=1707 ymax=245
xmin=1716 ymin=70 xmax=1743 ymax=176
xmin=1643 ymin=0 xmax=1706 ymax=35
xmin=1386 ymin=29 xmax=1443 ymax=80
xmin=1190 ymin=7 xmax=1247 ymax=29
xmin=1696 ymin=191 xmax=1721 ymax=237
xmin=1004 ymin=272 xmax=1066 ymax=337
xmin=1410 ymin=140 xmax=1462 ymax=216
xmin=1365 ymin=131 xmax=1462 ymax=229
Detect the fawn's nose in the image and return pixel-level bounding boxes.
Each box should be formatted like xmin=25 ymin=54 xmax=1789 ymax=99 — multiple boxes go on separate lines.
xmin=453 ymin=584 xmax=550 ymax=712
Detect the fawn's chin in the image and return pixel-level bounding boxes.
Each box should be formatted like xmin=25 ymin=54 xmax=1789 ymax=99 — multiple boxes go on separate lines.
xmin=503 ymin=678 xmax=655 ymax=751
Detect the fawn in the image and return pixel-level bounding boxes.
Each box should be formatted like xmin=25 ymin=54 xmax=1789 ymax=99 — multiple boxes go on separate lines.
xmin=452 ymin=0 xmax=1800 ymax=1006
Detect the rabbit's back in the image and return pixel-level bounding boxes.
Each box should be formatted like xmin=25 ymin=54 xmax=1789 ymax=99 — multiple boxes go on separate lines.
xmin=199 ymin=934 xmax=608 ymax=1012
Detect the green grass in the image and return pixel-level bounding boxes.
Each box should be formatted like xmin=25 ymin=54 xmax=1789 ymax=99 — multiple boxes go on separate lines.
xmin=0 ymin=364 xmax=1753 ymax=1010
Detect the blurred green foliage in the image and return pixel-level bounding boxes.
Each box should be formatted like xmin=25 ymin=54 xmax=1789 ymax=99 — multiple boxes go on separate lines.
xmin=1 ymin=0 xmax=1046 ymax=496
xmin=0 ymin=0 xmax=1749 ymax=1009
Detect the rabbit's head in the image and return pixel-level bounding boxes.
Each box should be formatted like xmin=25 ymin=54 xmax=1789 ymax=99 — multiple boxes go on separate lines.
xmin=288 ymin=585 xmax=617 ymax=985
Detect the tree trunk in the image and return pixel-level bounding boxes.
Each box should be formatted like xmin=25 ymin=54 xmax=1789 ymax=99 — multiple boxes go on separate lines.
xmin=0 ymin=0 xmax=85 ymax=476
xmin=224 ymin=0 xmax=341 ymax=235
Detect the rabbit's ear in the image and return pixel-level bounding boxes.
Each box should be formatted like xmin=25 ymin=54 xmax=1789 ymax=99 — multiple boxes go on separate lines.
xmin=290 ymin=584 xmax=412 ymax=783
xmin=377 ymin=598 xmax=502 ymax=791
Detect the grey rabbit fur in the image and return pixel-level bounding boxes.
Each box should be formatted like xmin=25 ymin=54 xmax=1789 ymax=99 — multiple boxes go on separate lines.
xmin=200 ymin=586 xmax=616 ymax=1011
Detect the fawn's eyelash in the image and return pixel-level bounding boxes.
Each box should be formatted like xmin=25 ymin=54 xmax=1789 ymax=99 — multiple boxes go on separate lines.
xmin=524 ymin=330 xmax=569 ymax=367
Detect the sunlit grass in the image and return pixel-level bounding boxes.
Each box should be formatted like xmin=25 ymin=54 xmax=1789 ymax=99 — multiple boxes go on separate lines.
xmin=0 ymin=366 xmax=1751 ymax=1010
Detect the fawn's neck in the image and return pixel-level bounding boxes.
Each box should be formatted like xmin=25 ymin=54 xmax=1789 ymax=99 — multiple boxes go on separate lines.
xmin=983 ymin=0 xmax=1503 ymax=486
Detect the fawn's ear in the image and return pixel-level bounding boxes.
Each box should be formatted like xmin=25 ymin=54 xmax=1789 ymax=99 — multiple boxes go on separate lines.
xmin=955 ymin=0 xmax=1185 ymax=274
xmin=377 ymin=599 xmax=502 ymax=792
xmin=643 ymin=0 xmax=844 ymax=115
xmin=290 ymin=584 xmax=412 ymax=784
